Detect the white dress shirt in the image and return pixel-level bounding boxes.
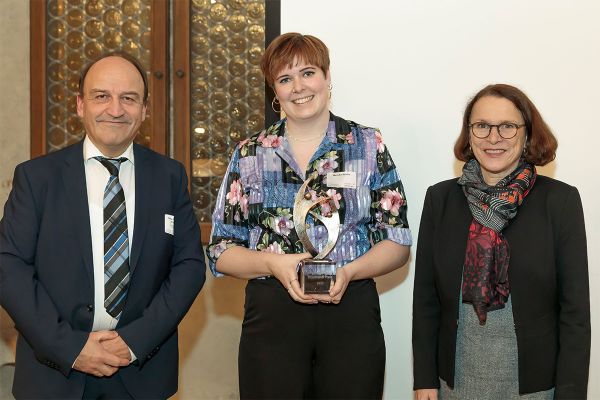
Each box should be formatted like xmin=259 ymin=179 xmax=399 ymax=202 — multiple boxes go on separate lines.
xmin=83 ymin=136 xmax=136 ymax=361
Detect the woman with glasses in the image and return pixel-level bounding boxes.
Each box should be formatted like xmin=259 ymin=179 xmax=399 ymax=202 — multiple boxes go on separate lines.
xmin=412 ymin=84 xmax=590 ymax=400
xmin=208 ymin=33 xmax=412 ymax=398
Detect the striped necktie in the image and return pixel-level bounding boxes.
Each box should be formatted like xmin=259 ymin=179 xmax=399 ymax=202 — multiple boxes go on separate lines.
xmin=95 ymin=156 xmax=130 ymax=319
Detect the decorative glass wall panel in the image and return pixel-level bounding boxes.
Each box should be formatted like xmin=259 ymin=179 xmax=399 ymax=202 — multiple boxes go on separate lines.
xmin=45 ymin=0 xmax=154 ymax=152
xmin=189 ymin=0 xmax=266 ymax=222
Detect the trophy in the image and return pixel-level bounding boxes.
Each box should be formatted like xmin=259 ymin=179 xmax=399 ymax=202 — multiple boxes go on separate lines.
xmin=293 ymin=174 xmax=341 ymax=294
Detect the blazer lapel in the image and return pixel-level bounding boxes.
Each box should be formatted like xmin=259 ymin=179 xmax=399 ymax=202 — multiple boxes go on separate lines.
xmin=129 ymin=144 xmax=151 ymax=274
xmin=61 ymin=141 xmax=94 ymax=284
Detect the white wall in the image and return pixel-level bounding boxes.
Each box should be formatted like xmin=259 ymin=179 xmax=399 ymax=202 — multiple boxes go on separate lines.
xmin=282 ymin=1 xmax=600 ymax=398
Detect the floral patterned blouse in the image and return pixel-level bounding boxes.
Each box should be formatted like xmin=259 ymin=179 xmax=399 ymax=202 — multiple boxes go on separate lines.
xmin=207 ymin=113 xmax=412 ymax=276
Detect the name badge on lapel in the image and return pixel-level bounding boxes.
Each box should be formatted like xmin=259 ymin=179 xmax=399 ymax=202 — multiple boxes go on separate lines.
xmin=165 ymin=214 xmax=174 ymax=235
xmin=326 ymin=171 xmax=356 ymax=189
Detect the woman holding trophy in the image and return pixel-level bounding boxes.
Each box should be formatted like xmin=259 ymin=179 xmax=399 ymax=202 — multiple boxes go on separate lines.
xmin=208 ymin=32 xmax=411 ymax=398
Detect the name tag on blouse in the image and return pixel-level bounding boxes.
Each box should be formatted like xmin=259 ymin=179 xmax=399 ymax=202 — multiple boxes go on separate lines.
xmin=326 ymin=171 xmax=356 ymax=189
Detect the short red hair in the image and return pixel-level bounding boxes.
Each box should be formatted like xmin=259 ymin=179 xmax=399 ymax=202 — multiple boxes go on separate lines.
xmin=261 ymin=32 xmax=330 ymax=89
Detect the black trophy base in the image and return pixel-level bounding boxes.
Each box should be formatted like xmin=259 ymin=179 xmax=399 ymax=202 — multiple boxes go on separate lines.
xmin=297 ymin=259 xmax=336 ymax=295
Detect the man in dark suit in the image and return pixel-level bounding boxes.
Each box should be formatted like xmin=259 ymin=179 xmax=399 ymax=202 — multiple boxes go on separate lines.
xmin=0 ymin=53 xmax=205 ymax=399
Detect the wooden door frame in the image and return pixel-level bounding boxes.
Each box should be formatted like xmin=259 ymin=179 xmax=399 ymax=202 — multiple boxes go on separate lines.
xmin=172 ymin=0 xmax=280 ymax=243
xmin=29 ymin=0 xmax=169 ymax=158
xmin=30 ymin=2 xmax=46 ymax=159
xmin=31 ymin=0 xmax=280 ymax=243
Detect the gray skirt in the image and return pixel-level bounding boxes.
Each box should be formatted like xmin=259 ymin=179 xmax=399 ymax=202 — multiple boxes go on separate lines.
xmin=439 ymin=296 xmax=554 ymax=400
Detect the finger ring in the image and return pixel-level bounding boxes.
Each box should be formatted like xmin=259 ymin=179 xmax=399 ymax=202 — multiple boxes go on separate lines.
xmin=289 ymin=278 xmax=298 ymax=286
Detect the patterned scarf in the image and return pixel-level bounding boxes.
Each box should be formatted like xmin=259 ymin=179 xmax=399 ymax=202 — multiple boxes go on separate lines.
xmin=457 ymin=159 xmax=536 ymax=325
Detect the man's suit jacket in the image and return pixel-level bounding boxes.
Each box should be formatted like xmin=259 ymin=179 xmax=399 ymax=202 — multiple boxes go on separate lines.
xmin=0 ymin=141 xmax=206 ymax=399
xmin=412 ymin=176 xmax=590 ymax=399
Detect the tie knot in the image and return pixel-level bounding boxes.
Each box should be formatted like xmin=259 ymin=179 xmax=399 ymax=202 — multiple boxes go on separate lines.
xmin=95 ymin=157 xmax=127 ymax=177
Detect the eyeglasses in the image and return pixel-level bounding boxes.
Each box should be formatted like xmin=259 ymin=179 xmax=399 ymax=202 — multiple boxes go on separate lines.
xmin=469 ymin=122 xmax=525 ymax=139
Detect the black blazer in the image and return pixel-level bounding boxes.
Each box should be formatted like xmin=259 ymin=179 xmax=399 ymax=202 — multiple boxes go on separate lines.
xmin=412 ymin=176 xmax=590 ymax=399
xmin=0 ymin=142 xmax=206 ymax=399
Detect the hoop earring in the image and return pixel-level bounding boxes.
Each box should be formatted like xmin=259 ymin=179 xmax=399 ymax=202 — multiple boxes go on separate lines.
xmin=271 ymin=97 xmax=281 ymax=113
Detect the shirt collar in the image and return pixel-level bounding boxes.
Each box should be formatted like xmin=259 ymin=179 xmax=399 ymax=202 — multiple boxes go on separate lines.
xmin=83 ymin=136 xmax=135 ymax=165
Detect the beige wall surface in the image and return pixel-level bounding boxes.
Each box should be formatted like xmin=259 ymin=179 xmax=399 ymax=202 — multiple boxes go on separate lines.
xmin=0 ymin=2 xmax=30 ymax=213
xmin=0 ymin=0 xmax=30 ymax=399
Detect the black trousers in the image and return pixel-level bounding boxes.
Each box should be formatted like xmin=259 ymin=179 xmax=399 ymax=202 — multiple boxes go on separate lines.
xmin=239 ymin=278 xmax=386 ymax=399
xmin=83 ymin=373 xmax=133 ymax=400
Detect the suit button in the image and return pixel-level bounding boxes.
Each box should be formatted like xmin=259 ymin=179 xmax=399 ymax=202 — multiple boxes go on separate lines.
xmin=87 ymin=305 xmax=94 ymax=312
